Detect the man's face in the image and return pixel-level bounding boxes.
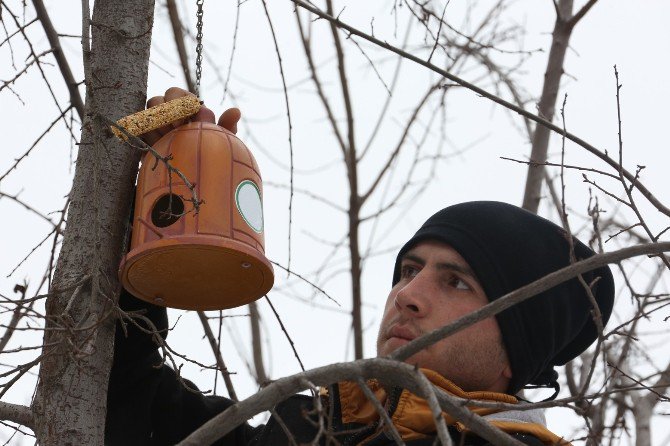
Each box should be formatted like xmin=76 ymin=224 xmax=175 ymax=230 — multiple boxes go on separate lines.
xmin=376 ymin=240 xmax=512 ymax=392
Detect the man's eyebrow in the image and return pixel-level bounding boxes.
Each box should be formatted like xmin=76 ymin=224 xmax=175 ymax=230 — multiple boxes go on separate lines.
xmin=402 ymin=253 xmax=476 ymax=278
xmin=402 ymin=254 xmax=425 ymax=266
xmin=436 ymin=262 xmax=476 ymax=279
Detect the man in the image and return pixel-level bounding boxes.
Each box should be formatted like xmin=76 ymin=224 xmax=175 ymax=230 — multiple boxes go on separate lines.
xmin=106 ymin=88 xmax=614 ymax=445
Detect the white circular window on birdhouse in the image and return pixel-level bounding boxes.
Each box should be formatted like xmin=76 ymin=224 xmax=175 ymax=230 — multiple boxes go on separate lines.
xmin=235 ymin=180 xmax=263 ymax=233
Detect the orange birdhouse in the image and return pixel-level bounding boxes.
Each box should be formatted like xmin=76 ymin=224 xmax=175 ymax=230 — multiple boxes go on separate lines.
xmin=119 ymin=121 xmax=274 ymax=310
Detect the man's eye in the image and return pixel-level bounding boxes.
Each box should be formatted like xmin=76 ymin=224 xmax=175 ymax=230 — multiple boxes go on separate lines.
xmin=449 ymin=276 xmax=470 ymax=291
xmin=401 ymin=265 xmax=419 ymax=279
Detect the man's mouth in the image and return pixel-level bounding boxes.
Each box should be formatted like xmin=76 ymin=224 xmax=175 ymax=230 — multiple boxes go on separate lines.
xmin=388 ymin=324 xmax=417 ymax=342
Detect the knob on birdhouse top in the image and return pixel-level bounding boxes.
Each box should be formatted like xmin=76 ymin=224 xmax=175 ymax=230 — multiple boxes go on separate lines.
xmin=119 ymin=121 xmax=274 ymax=311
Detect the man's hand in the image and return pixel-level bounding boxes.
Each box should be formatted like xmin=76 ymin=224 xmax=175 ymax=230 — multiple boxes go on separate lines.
xmin=143 ymin=87 xmax=242 ymax=146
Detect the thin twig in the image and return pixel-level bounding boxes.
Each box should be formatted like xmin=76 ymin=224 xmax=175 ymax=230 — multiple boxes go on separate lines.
xmin=261 ymin=0 xmax=294 ymax=274
xmin=221 ymin=0 xmax=242 ymax=102
xmin=3 ymin=2 xmax=76 ymax=140
xmin=6 ymin=227 xmax=59 ymax=277
xmin=0 ymin=191 xmax=60 ymax=231
xmin=1 ymin=49 xmax=53 ymax=92
xmin=500 ymin=157 xmax=620 ymax=181
xmin=612 ymin=66 xmax=670 ymax=270
xmin=269 ymin=260 xmax=340 ymax=307
xmin=0 ymin=106 xmax=73 ymax=182
xmin=293 ymin=8 xmax=347 ymax=154
xmin=101 ymin=116 xmax=201 ymax=213
xmin=355 ymin=377 xmax=406 ymax=445
xmin=196 ymin=311 xmax=238 ymax=401
xmin=0 ymin=284 xmax=29 ymax=353
xmin=264 ymin=296 xmax=305 ymax=372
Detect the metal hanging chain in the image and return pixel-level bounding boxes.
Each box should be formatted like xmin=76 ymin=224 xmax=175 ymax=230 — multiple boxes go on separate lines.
xmin=195 ymin=0 xmax=204 ymax=97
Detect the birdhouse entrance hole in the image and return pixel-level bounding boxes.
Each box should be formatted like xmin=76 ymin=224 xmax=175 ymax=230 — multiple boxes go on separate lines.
xmin=151 ymin=193 xmax=185 ymax=228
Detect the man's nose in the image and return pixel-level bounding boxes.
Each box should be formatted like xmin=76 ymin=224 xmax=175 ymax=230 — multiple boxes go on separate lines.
xmin=394 ymin=276 xmax=430 ymax=316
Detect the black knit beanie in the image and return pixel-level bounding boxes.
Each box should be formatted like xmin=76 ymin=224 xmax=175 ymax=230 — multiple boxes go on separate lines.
xmin=391 ymin=201 xmax=615 ymax=395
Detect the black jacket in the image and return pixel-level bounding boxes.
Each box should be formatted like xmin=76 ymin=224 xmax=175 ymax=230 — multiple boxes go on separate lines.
xmin=106 ymin=291 xmax=547 ymax=445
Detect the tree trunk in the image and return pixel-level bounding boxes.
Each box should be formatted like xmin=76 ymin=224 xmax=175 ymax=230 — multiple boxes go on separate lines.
xmin=31 ymin=1 xmax=155 ymax=444
xmin=521 ymin=0 xmax=573 ymax=213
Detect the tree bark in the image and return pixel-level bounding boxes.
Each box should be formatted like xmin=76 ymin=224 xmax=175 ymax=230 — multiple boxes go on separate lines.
xmin=521 ymin=0 xmax=573 ymax=213
xmin=31 ymin=1 xmax=155 ymax=444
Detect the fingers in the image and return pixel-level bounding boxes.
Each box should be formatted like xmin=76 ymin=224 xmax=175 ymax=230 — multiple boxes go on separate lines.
xmin=143 ymin=129 xmax=164 ymax=147
xmin=164 ymin=87 xmax=195 ymax=128
xmin=142 ymin=87 xmax=241 ymax=146
xmin=193 ymin=106 xmax=216 ymax=124
xmin=142 ymin=88 xmax=197 ymax=145
xmin=163 ymin=86 xmax=192 ymax=102
xmin=146 ymin=95 xmax=165 ymax=108
xmin=218 ymin=108 xmax=241 ymax=134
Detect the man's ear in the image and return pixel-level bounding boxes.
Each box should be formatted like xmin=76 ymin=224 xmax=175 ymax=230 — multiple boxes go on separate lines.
xmin=503 ymin=364 xmax=512 ymax=380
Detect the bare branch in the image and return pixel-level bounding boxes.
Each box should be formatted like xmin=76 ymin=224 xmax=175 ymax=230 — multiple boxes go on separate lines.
xmin=360 ymin=83 xmax=440 ymax=204
xmin=7 ymin=226 xmax=60 ymax=277
xmin=248 ymin=302 xmax=268 ymax=386
xmin=165 ymin=0 xmax=196 ymax=93
xmin=261 ymin=0 xmax=295 ymax=273
xmin=0 ymin=401 xmax=33 ymax=429
xmin=521 ymin=0 xmax=573 ymax=213
xmin=293 ymin=9 xmax=347 ymax=153
xmin=355 ymin=377 xmax=406 ymax=446
xmin=501 ymin=157 xmax=620 ymax=181
xmin=0 ymin=191 xmax=61 ymax=231
xmin=0 ymin=17 xmax=37 ymax=48
xmin=1 ymin=49 xmax=53 ymax=92
xmin=221 ymin=1 xmax=241 ymax=102
xmin=567 ymin=0 xmax=599 ymax=29
xmin=176 ymin=358 xmax=523 ymax=446
xmin=358 ymin=17 xmax=412 ymax=162
xmin=197 ymin=311 xmax=238 ymax=401
xmin=0 ymin=106 xmax=73 ymax=182
xmin=31 ymin=0 xmax=85 ymax=118
xmin=0 ymin=283 xmax=29 ymax=353
xmin=612 ymin=66 xmax=670 ymax=270
xmin=265 ymin=295 xmax=305 ymax=372
xmin=290 ymin=0 xmax=670 ymax=218
xmin=3 ymin=2 xmax=77 ymax=139
xmin=269 ymin=260 xmax=341 ymax=307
